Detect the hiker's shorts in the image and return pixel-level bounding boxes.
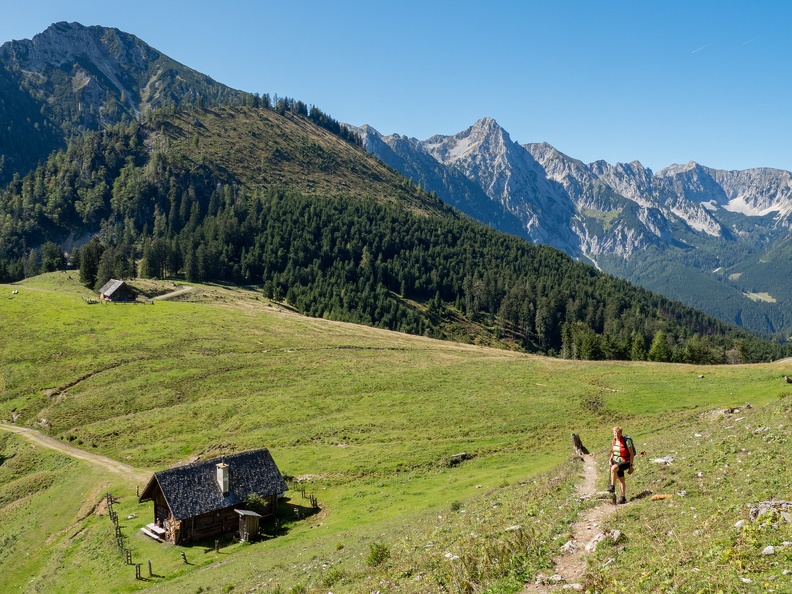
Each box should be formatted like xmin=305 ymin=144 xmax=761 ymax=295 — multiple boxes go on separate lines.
xmin=613 ymin=461 xmax=631 ymax=477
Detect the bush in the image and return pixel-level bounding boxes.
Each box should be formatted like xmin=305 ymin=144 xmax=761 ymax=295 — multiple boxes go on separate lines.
xmin=366 ymin=541 xmax=390 ymax=567
xmin=245 ymin=492 xmax=270 ymax=515
xmin=321 ymin=567 xmax=347 ymax=588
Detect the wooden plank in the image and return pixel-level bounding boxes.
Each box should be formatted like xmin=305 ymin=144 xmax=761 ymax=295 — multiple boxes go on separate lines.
xmin=140 ymin=527 xmax=162 ymax=542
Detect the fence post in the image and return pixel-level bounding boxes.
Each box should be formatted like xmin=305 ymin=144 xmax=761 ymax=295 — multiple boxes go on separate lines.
xmin=135 ymin=564 xmax=141 ymax=580
xmin=148 ymin=560 xmax=152 ymax=576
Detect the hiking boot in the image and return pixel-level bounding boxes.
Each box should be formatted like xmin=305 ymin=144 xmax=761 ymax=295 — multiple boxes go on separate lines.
xmin=607 ymin=485 xmax=615 ymax=494
xmin=617 ymin=496 xmax=627 ymax=504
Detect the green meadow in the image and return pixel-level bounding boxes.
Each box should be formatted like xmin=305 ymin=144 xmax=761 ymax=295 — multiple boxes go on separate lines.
xmin=1 ymin=273 xmax=790 ymax=593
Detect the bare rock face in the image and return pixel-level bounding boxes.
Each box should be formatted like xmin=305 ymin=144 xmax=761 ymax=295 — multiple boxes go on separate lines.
xmin=359 ymin=119 xmax=792 ymax=263
xmin=0 ymin=22 xmax=153 ymax=124
xmin=358 ymin=118 xmax=581 ymax=256
xmin=0 ymin=21 xmax=151 ymax=75
xmin=0 ymin=22 xmax=243 ymax=141
xmin=357 ymin=117 xmax=792 ymax=337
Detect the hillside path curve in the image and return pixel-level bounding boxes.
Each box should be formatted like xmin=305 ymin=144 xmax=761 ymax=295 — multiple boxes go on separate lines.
xmin=0 ymin=423 xmax=149 ymax=481
xmin=152 ymin=285 xmax=193 ymax=300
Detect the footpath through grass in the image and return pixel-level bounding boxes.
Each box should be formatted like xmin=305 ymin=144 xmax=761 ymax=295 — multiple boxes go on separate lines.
xmin=584 ymin=394 xmax=792 ymax=593
xmin=1 ymin=273 xmax=791 ymax=592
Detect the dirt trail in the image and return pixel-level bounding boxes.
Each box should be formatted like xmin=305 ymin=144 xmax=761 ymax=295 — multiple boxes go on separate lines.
xmin=152 ymin=286 xmax=193 ymax=300
xmin=523 ymin=454 xmax=622 ymax=592
xmin=0 ymin=423 xmax=149 ymax=482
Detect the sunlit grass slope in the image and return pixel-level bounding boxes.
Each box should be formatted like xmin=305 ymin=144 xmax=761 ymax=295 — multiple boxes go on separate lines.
xmin=1 ymin=273 xmax=790 ymax=592
xmin=585 ymin=393 xmax=792 ymax=592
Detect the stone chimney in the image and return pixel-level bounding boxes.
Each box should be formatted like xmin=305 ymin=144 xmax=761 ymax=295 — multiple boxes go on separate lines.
xmin=216 ymin=460 xmax=229 ymax=495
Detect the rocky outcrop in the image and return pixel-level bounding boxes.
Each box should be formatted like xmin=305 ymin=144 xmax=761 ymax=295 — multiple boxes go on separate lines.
xmin=0 ymin=22 xmax=245 ymax=149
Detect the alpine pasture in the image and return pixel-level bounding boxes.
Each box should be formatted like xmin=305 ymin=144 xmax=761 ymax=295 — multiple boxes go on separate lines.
xmin=1 ymin=273 xmax=789 ymax=593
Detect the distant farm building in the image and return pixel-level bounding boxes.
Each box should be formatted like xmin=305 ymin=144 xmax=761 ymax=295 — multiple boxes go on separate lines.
xmin=98 ymin=279 xmax=136 ymax=302
xmin=138 ymin=449 xmax=287 ymax=544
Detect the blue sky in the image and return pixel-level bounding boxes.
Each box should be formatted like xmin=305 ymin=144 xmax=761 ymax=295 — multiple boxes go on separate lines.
xmin=1 ymin=1 xmax=790 ymax=172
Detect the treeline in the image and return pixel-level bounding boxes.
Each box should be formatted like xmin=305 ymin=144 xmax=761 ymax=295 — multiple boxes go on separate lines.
xmin=81 ymin=189 xmax=791 ymax=363
xmin=0 ymin=118 xmax=786 ymax=363
xmin=142 ymin=90 xmax=360 ymax=148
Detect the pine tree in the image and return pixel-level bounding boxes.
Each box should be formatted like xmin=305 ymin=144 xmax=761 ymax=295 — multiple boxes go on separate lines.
xmin=94 ymin=249 xmax=114 ymax=291
xmin=648 ymin=330 xmax=671 ymax=362
xmin=40 ymin=241 xmax=63 ymax=272
xmin=630 ymin=332 xmax=647 ymax=361
xmin=25 ymin=249 xmax=39 ymax=278
xmin=79 ymin=239 xmax=104 ymax=288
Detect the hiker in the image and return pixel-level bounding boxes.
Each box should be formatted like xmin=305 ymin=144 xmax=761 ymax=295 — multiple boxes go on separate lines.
xmin=607 ymin=426 xmax=636 ymax=504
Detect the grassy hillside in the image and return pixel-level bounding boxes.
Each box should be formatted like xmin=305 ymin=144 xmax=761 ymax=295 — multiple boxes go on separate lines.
xmin=160 ymin=106 xmax=445 ymax=211
xmin=1 ymin=273 xmax=791 ymax=592
xmin=585 ymin=394 xmax=792 ymax=592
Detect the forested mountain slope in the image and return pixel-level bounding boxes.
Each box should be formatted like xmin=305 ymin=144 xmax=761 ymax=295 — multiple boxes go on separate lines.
xmin=0 ymin=103 xmax=785 ymax=363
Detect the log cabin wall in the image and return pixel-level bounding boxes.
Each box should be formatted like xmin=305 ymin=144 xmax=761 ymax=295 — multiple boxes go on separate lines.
xmin=266 ymin=494 xmax=278 ymax=516
xmin=179 ymin=506 xmax=240 ymax=544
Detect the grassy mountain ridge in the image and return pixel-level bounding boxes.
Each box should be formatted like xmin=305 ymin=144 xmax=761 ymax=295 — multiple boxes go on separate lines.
xmin=1 ymin=274 xmax=791 ymax=592
xmin=160 ymin=106 xmax=448 ymax=211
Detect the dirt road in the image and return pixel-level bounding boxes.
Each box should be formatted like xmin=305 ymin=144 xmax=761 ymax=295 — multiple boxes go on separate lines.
xmin=0 ymin=423 xmax=149 ymax=482
xmin=152 ymin=285 xmax=193 ymax=300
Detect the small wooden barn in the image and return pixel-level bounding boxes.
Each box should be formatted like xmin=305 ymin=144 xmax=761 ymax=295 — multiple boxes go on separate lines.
xmin=138 ymin=449 xmax=287 ymax=544
xmin=98 ymin=279 xmax=136 ymax=302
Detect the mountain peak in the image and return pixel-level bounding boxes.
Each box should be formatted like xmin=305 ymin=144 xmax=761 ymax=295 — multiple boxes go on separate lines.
xmin=658 ymin=161 xmax=702 ymax=176
xmin=0 ymin=21 xmax=154 ymax=88
xmin=420 ymin=117 xmax=512 ymax=164
xmin=472 ymin=116 xmax=500 ymax=129
xmin=0 ymin=21 xmax=247 ymax=183
xmin=469 ymin=116 xmax=508 ymax=140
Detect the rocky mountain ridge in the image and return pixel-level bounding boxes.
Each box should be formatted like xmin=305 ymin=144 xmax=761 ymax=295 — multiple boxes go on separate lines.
xmin=356 ymin=119 xmax=792 ymax=337
xmin=0 ymin=22 xmax=246 ymax=183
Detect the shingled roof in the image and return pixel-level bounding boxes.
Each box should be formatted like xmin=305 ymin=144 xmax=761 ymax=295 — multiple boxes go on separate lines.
xmin=98 ymin=279 xmax=126 ymax=297
xmin=139 ymin=449 xmax=287 ymax=521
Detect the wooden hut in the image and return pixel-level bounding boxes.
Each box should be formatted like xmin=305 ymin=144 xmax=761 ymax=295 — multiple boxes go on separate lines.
xmin=138 ymin=449 xmax=287 ymax=544
xmin=98 ymin=279 xmax=136 ymax=302
xmin=235 ymin=509 xmax=262 ymax=541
